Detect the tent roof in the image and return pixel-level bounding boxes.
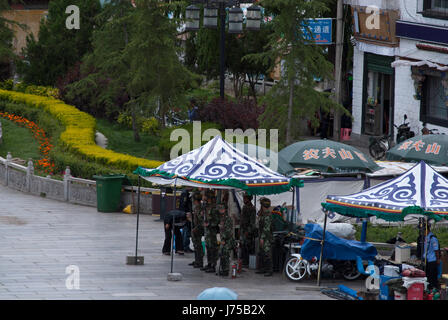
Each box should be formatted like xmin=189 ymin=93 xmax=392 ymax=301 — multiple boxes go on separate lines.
xmin=135 ymin=135 xmax=303 ymax=195
xmin=322 ymin=161 xmax=448 ymax=221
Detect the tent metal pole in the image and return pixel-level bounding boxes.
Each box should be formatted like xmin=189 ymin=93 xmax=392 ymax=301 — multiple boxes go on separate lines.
xmin=424 ymin=216 xmax=428 ymax=271
xmin=291 ymin=186 xmax=295 ymax=224
xmin=171 ymin=179 xmax=177 ymax=274
xmin=135 ymin=175 xmax=141 ymax=260
xmin=317 ymin=210 xmax=328 ymax=287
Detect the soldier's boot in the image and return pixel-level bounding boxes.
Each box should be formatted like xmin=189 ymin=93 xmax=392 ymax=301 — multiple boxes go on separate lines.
xmin=219 ymin=270 xmax=229 ymax=277
xmin=264 ymin=256 xmax=273 ymax=276
xmin=188 ymin=261 xmax=195 ymax=266
xmin=193 ymin=259 xmax=203 ymax=268
xmin=205 ymin=264 xmax=216 ymax=273
xmin=200 ymin=263 xmax=211 ymax=271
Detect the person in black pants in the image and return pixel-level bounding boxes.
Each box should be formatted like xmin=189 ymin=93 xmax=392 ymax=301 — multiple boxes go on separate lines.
xmin=162 ymin=211 xmax=185 ymax=255
xmin=179 ymin=188 xmax=193 ymax=253
xmin=424 ymin=223 xmax=441 ymax=291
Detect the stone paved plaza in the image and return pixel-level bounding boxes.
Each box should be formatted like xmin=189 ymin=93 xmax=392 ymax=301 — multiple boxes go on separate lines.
xmin=0 ymin=184 xmax=364 ymax=300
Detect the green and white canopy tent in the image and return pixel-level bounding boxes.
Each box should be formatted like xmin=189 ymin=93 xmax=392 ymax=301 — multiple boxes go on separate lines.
xmin=134 ymin=135 xmax=303 ymax=195
xmin=322 ymin=161 xmax=448 ymax=222
xmin=130 ymin=136 xmax=303 ymax=271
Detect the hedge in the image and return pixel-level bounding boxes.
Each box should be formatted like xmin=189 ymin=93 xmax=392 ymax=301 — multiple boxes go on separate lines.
xmin=0 ymin=89 xmax=163 ymax=176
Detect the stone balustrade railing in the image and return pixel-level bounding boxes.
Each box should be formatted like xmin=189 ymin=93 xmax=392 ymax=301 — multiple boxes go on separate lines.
xmin=0 ymin=153 xmax=164 ymax=214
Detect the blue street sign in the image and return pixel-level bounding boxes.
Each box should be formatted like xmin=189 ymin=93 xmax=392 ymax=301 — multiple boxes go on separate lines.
xmin=301 ymin=18 xmax=333 ymax=45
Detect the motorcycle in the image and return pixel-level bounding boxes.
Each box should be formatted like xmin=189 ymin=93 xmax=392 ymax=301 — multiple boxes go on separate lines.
xmin=284 ymin=252 xmax=361 ymax=282
xmin=395 ymin=114 xmax=415 ymax=144
xmin=368 ymin=134 xmax=393 ymax=160
xmin=284 ymin=224 xmax=377 ymax=282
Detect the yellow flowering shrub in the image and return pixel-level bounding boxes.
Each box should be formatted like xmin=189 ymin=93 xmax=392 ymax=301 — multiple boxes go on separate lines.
xmin=0 ymin=89 xmax=163 ymax=171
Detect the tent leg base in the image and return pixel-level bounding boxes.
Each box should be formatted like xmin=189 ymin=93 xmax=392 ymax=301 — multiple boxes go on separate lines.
xmin=167 ymin=273 xmax=183 ymax=281
xmin=127 ymin=256 xmax=144 ymax=265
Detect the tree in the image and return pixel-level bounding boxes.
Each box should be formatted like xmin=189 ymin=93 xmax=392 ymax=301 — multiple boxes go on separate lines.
xmin=228 ymin=22 xmax=273 ymax=102
xmin=124 ymin=0 xmax=198 ymax=134
xmin=0 ymin=0 xmax=20 ymax=80
xmin=66 ymin=0 xmax=198 ymax=142
xmin=184 ymin=13 xmax=273 ymax=103
xmin=17 ymin=0 xmax=101 ymax=86
xmin=248 ymin=0 xmax=347 ymax=144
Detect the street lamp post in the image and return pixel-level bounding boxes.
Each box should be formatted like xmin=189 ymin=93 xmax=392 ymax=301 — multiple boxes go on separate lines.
xmin=186 ymin=1 xmax=262 ymax=99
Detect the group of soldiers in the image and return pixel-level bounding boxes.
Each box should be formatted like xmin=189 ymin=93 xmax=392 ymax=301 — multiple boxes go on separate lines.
xmin=186 ymin=189 xmax=274 ymax=277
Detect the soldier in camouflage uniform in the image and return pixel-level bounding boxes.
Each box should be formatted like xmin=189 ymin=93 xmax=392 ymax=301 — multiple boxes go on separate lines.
xmin=189 ymin=191 xmax=204 ymax=268
xmin=200 ymin=189 xmax=220 ymax=273
xmin=256 ymin=197 xmax=274 ymax=276
xmin=217 ymin=203 xmax=235 ymax=276
xmin=240 ymin=193 xmax=256 ymax=267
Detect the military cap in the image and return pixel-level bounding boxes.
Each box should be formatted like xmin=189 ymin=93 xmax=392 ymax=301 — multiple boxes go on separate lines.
xmin=243 ymin=193 xmax=253 ymax=201
xmin=217 ymin=204 xmax=227 ymax=211
xmin=205 ymin=189 xmax=215 ymax=198
xmin=193 ymin=191 xmax=202 ymax=200
xmin=259 ymin=197 xmax=271 ymax=207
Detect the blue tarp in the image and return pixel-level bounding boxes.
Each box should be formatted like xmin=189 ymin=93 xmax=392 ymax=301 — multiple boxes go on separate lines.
xmin=301 ymin=224 xmax=378 ymax=261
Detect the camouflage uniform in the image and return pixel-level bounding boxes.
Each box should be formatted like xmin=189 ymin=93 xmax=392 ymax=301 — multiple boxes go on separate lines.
xmin=191 ymin=193 xmax=204 ymax=267
xmin=257 ymin=198 xmax=273 ymax=276
xmin=217 ymin=204 xmax=235 ymax=275
xmin=201 ymin=190 xmax=220 ymax=272
xmin=241 ymin=195 xmax=256 ymax=266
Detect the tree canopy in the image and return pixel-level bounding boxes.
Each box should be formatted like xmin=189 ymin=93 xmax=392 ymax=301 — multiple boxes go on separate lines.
xmin=65 ymin=0 xmax=199 ymax=141
xmin=17 ymin=0 xmax=102 ymax=86
xmin=248 ymin=0 xmax=347 ymax=144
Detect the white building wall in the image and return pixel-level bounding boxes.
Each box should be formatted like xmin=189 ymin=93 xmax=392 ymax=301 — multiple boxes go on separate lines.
xmin=352 ymin=47 xmax=365 ymax=135
xmin=348 ymin=0 xmax=448 ymax=137
xmin=393 ymin=2 xmax=448 ymax=135
xmin=393 ymin=65 xmax=422 ymax=134
xmin=400 ymin=0 xmax=448 ymax=26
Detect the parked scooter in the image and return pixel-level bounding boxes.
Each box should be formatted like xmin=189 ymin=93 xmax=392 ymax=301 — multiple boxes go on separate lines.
xmin=284 ymin=224 xmax=378 ymax=282
xmin=422 ymin=123 xmax=444 ymax=135
xmin=282 ymin=232 xmax=361 ymax=282
xmin=395 ymin=114 xmax=415 ymax=144
xmin=284 ymin=252 xmax=361 ymax=282
xmin=369 ymin=134 xmax=393 ymax=160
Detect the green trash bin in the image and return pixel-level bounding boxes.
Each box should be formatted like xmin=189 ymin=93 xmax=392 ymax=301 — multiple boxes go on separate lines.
xmin=93 ymin=174 xmax=126 ymax=212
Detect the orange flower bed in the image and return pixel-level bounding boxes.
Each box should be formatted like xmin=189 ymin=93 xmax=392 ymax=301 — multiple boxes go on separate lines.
xmin=0 ymin=111 xmax=55 ymax=175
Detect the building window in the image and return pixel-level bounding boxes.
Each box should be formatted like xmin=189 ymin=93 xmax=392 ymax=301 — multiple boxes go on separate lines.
xmin=421 ymin=0 xmax=448 ymax=19
xmin=421 ymin=76 xmax=448 ymax=126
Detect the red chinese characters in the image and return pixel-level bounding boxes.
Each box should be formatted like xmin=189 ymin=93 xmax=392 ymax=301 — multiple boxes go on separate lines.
xmin=322 ymin=147 xmax=336 ymax=159
xmin=426 ymin=143 xmax=441 ymax=155
xmin=338 ymin=149 xmax=354 ymax=160
xmin=303 ymin=149 xmax=320 ymax=160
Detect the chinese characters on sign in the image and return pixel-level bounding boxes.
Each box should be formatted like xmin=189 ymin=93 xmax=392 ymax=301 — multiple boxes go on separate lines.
xmin=302 ymin=148 xmax=369 ymax=162
xmin=301 ymin=18 xmax=333 ymax=45
xmin=398 ymin=140 xmax=441 ymax=155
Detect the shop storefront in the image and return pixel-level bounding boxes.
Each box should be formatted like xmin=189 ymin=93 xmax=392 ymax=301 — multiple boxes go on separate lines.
xmin=348 ymin=3 xmax=400 ymax=136
xmin=363 ymin=53 xmax=395 ymax=136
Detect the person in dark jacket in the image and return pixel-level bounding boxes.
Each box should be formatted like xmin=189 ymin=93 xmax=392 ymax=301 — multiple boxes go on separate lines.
xmin=162 ymin=210 xmax=186 ymax=255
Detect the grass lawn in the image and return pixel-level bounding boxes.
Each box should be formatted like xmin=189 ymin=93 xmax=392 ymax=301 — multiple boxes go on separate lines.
xmin=95 ymin=118 xmax=165 ymax=162
xmin=0 ymin=118 xmax=41 ymax=161
xmin=354 ymin=223 xmax=448 ymax=248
